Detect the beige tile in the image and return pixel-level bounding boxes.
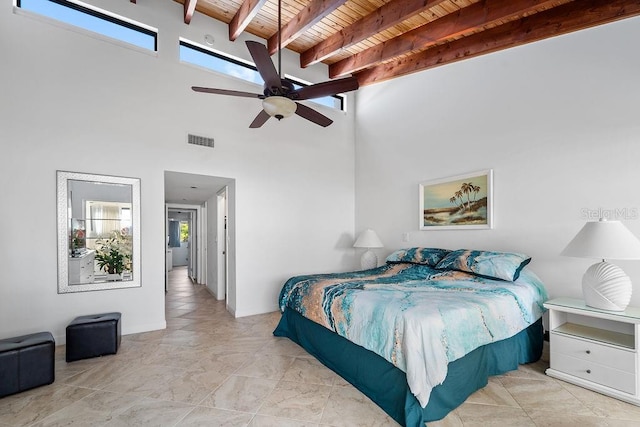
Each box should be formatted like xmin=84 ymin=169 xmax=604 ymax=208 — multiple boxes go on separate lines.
xmin=497 ymin=359 xmax=553 ymax=383
xmin=201 ymin=375 xmax=278 ymax=412
xmin=281 ymin=357 xmax=340 ymax=385
xmin=320 ymin=385 xmax=397 ymax=426
xmin=115 ymin=340 xmax=159 ymax=362
xmin=525 ymin=409 xmax=610 ymax=426
xmin=258 ymin=381 xmax=332 ymax=422
xmin=159 ymin=329 xmax=203 ymax=347
xmin=125 ymin=329 xmax=168 ymax=343
xmin=428 ymin=409 xmax=464 ymax=427
xmin=164 ymin=318 xmax=194 ymax=329
xmin=178 ymin=320 xmax=229 ymax=333
xmin=500 ymin=376 xmax=596 ymax=416
xmin=30 ymin=391 xmax=143 ymax=427
xmin=257 ymin=337 xmax=310 ymax=358
xmin=235 ymin=353 xmax=296 ymax=380
xmin=176 ymin=406 xmax=254 ymax=426
xmin=142 ymin=344 xmax=208 ymax=370
xmin=466 ymin=378 xmax=520 ymax=407
xmin=559 ymin=381 xmax=640 ymax=422
xmin=203 ymin=336 xmax=275 ymax=354
xmin=102 ymin=398 xmax=194 ymax=426
xmin=146 ymin=367 xmax=230 ymax=404
xmin=103 ymin=365 xmax=173 ymax=397
xmin=61 ymin=358 xmax=138 ymax=389
xmin=332 ymin=374 xmax=352 ymax=387
xmin=604 ymin=419 xmax=640 ymax=427
xmin=249 ymin=415 xmax=319 ymax=426
xmin=0 ymin=384 xmax=94 ymax=426
xmin=455 ymin=402 xmax=535 ymax=426
xmin=192 ymin=350 xmax=254 ymax=374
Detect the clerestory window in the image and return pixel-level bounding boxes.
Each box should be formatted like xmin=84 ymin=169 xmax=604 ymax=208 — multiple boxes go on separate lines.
xmin=16 ymin=0 xmax=157 ymax=51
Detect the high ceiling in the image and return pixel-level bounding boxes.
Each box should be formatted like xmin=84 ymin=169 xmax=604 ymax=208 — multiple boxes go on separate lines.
xmin=166 ymin=0 xmax=640 ymax=86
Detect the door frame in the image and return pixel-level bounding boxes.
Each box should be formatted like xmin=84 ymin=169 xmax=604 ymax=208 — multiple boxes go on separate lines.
xmin=165 ymin=203 xmax=206 ymax=285
xmin=216 ymin=187 xmax=228 ymax=301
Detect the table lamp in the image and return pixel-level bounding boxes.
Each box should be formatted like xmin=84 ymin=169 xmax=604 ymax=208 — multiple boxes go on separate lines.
xmin=561 ymin=218 xmax=640 ymax=311
xmin=354 ymin=229 xmax=383 ymax=270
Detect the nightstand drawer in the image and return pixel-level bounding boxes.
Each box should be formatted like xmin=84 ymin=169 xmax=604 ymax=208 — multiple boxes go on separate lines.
xmin=551 ymin=352 xmax=636 ymax=394
xmin=551 ymin=332 xmax=635 ymax=374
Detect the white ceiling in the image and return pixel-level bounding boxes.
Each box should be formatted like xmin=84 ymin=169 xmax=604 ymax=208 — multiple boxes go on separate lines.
xmin=164 ymin=171 xmax=232 ymax=205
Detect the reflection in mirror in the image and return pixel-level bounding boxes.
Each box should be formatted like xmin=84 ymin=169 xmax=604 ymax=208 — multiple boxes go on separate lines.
xmin=57 ymin=171 xmax=141 ymax=293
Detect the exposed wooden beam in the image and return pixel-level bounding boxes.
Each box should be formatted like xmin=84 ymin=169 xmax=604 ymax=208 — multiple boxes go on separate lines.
xmin=267 ymin=0 xmax=348 ymax=55
xmin=300 ymin=0 xmax=448 ymax=68
xmin=354 ymin=0 xmax=640 ymax=86
xmin=229 ymin=0 xmax=268 ymax=41
xmin=184 ymin=0 xmax=197 ymax=24
xmin=330 ymin=0 xmax=558 ymax=78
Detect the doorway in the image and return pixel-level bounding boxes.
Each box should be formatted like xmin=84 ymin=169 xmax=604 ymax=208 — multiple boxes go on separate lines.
xmin=163 ymin=171 xmax=236 ymax=312
xmin=167 ymin=208 xmax=198 ymax=281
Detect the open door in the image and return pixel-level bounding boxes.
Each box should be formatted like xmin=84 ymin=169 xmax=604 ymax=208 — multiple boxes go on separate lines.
xmin=187 ymin=210 xmax=196 ymax=282
xmin=165 ymin=204 xmax=169 ymax=292
xmin=216 ymin=187 xmax=228 ymax=301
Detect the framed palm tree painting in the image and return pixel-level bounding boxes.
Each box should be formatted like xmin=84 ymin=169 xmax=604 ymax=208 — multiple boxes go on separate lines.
xmin=419 ymin=169 xmax=493 ymax=230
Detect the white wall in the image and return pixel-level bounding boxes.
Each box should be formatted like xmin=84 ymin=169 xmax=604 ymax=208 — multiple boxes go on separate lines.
xmin=355 ymin=16 xmax=640 ymax=306
xmin=0 ymin=0 xmax=356 ymax=342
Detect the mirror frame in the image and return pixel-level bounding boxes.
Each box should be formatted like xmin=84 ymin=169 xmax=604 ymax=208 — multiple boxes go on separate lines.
xmin=57 ymin=171 xmax=141 ymax=293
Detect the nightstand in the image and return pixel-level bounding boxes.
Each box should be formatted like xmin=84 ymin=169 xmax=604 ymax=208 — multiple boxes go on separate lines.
xmin=545 ymin=297 xmax=640 ymax=405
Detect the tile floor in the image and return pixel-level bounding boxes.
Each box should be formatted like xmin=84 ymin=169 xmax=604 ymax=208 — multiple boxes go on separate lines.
xmin=3 ymin=267 xmax=640 ymax=426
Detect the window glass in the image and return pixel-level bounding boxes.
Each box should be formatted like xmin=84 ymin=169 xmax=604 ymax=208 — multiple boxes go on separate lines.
xmin=180 ymin=222 xmax=189 ymax=243
xmin=18 ymin=0 xmax=157 ymax=51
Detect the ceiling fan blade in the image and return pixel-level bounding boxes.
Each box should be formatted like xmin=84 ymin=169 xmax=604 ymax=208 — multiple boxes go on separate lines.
xmin=295 ymin=103 xmax=333 ymax=127
xmin=249 ymin=110 xmax=271 ymax=128
xmin=245 ymin=41 xmax=282 ymax=91
xmin=192 ymin=86 xmax=263 ymax=98
xmin=291 ymin=76 xmax=359 ymax=101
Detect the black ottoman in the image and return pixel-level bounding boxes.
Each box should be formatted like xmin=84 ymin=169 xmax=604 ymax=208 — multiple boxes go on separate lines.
xmin=66 ymin=312 xmax=121 ymax=362
xmin=0 ymin=332 xmax=55 ymax=398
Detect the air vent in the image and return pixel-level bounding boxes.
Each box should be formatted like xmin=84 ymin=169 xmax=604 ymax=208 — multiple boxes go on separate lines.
xmin=187 ymin=133 xmax=215 ymax=148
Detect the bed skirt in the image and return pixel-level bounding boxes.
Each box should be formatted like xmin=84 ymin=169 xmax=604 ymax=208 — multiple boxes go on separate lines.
xmin=274 ymin=308 xmax=543 ymax=427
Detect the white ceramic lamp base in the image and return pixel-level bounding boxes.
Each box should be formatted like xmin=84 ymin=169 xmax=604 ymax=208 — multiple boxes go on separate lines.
xmin=582 ymin=261 xmax=632 ymax=311
xmin=360 ymin=250 xmax=378 ymax=270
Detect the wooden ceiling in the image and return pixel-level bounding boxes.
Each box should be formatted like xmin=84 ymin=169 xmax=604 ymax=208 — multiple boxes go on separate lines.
xmin=166 ymin=0 xmax=640 ymax=86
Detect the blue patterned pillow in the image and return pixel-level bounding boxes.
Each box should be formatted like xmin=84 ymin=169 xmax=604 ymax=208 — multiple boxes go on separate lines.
xmin=434 ymin=249 xmax=531 ymax=281
xmin=385 ymin=247 xmax=450 ymax=267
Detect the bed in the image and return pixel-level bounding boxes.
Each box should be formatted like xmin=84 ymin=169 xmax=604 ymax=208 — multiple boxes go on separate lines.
xmin=274 ymin=248 xmax=548 ymax=426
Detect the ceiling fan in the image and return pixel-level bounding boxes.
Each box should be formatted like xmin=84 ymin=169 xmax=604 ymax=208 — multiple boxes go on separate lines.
xmin=191 ymin=0 xmax=359 ymax=128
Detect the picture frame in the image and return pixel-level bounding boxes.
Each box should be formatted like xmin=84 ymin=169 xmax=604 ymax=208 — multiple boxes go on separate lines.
xmin=419 ymin=169 xmax=493 ymax=230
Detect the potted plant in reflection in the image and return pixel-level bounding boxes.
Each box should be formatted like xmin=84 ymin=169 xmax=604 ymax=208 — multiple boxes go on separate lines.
xmin=95 ymin=229 xmax=132 ymax=281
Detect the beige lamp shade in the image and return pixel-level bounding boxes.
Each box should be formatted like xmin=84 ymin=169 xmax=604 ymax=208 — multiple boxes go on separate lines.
xmin=354 ymin=229 xmax=383 ymax=270
xmin=561 ymin=219 xmax=640 ymax=260
xmin=354 ymin=229 xmax=383 ymax=249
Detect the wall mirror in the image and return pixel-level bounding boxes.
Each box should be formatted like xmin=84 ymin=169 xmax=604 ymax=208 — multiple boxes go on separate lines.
xmin=57 ymin=171 xmax=141 ymax=293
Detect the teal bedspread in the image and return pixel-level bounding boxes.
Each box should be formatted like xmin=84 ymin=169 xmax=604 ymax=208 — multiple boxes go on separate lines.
xmin=278 ymin=263 xmax=547 ymax=408
xmin=274 ymin=308 xmax=543 ymax=426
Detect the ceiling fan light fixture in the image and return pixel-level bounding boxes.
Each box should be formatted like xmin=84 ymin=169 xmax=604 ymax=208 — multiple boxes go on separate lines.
xmin=262 ymin=96 xmax=296 ymax=120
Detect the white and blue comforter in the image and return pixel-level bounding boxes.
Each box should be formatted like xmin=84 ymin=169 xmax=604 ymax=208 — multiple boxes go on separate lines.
xmin=278 ymin=263 xmax=547 ymax=407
